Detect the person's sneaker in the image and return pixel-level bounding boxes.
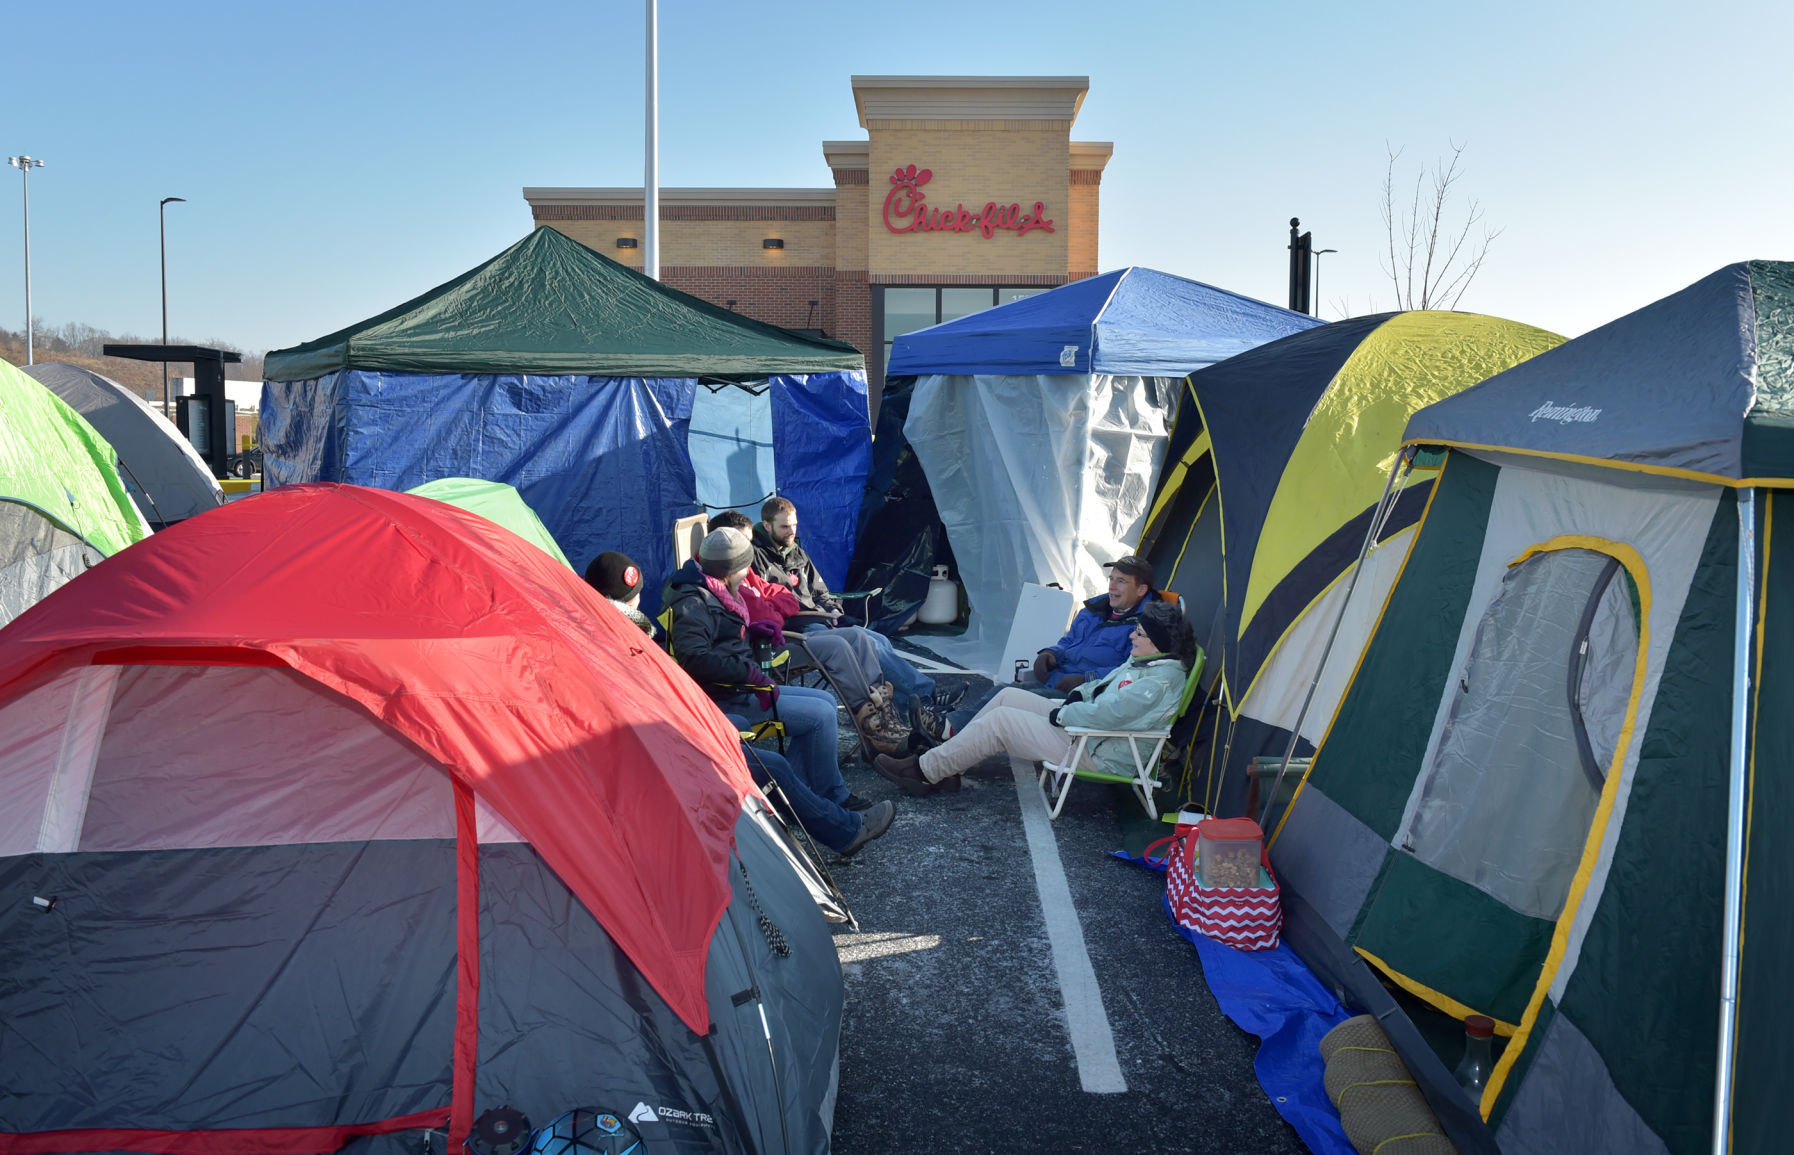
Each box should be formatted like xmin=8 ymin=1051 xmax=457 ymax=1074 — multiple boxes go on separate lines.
xmin=874 ymin=752 xmax=936 ymax=796
xmin=839 ymin=800 xmax=895 ymax=856
xmin=843 ymin=793 xmax=875 ymax=811
xmin=908 ymin=697 xmax=952 ymax=747
xmin=931 ymin=684 xmax=969 ymax=711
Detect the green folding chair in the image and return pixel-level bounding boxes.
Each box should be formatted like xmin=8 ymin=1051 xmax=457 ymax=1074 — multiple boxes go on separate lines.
xmin=1037 ymin=648 xmax=1205 ymax=821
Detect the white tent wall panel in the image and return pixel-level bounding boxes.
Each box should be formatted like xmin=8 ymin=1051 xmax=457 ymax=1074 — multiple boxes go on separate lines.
xmin=0 ymin=668 xmax=98 ymax=856
xmin=0 ymin=664 xmax=533 ymax=859
xmin=1237 ymin=524 xmax=1418 ymax=742
xmin=1387 ymin=456 xmax=1721 ymax=992
xmin=905 ymin=372 xmax=1176 ymax=676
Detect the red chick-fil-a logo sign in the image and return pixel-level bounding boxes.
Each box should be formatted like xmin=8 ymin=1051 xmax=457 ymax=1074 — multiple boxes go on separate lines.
xmin=882 ymin=164 xmax=1055 ymax=239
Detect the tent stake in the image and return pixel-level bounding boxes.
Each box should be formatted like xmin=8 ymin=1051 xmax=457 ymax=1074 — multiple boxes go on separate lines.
xmin=1713 ymin=487 xmax=1756 ymax=1155
xmin=1259 ymin=447 xmax=1412 ymax=830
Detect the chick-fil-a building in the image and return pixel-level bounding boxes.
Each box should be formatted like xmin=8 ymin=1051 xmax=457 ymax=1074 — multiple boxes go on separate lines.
xmin=525 ymin=75 xmax=1111 ymax=405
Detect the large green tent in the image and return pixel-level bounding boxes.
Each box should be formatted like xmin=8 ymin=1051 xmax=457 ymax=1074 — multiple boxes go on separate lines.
xmin=260 ymin=227 xmax=873 ymax=611
xmin=1269 ymin=262 xmax=1794 ymax=1153
xmin=1136 ymin=311 xmax=1564 ymax=814
xmin=1 ymin=357 xmax=150 ymax=627
xmin=263 ymin=225 xmax=863 ymax=381
xmin=406 ymin=476 xmax=572 ymax=568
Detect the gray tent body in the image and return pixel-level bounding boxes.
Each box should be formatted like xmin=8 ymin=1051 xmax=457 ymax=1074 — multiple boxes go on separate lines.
xmin=24 ymin=362 xmax=223 ymax=527
xmin=0 ymin=660 xmax=842 ymax=1155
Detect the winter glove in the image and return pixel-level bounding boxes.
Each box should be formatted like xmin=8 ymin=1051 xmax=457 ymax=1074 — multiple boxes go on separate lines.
xmin=1055 ymin=673 xmax=1088 ymax=692
xmin=1032 ymin=650 xmax=1059 ymax=682
xmin=746 ymin=620 xmax=783 ymax=646
xmin=1047 ymin=707 xmax=1062 ymax=728
xmin=752 ymin=685 xmax=780 ymax=711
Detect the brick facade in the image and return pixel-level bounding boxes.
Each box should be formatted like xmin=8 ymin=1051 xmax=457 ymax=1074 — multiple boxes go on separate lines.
xmin=524 ymin=77 xmax=1111 ymax=404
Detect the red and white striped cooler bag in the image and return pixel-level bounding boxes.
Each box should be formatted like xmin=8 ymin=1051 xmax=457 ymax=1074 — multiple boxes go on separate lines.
xmin=1150 ymin=819 xmax=1283 ymax=951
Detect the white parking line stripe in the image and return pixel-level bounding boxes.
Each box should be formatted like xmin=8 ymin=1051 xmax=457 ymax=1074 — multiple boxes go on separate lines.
xmin=1010 ymin=756 xmax=1129 ymax=1094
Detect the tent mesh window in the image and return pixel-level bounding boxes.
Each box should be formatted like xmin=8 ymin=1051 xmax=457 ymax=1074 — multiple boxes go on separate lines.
xmin=1402 ymin=547 xmax=1640 ymax=920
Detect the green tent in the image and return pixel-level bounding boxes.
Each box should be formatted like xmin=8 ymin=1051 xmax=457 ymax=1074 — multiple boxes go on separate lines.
xmin=263 ymin=225 xmax=864 ymax=381
xmin=1268 ymin=263 xmax=1794 ymax=1152
xmin=406 ymin=477 xmax=572 ymax=568
xmin=1 ymin=357 xmax=151 ymax=626
xmin=1136 ymin=310 xmax=1564 ymax=814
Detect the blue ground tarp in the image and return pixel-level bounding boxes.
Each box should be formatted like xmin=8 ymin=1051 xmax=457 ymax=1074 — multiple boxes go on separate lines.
xmin=261 ymin=370 xmax=870 ymax=613
xmin=887 ymin=267 xmax=1322 ymax=378
xmin=1113 ymin=849 xmax=1352 ymax=1154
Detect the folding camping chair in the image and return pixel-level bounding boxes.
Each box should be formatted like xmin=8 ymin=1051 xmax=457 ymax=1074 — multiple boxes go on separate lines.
xmin=1037 ymin=648 xmax=1206 ymax=821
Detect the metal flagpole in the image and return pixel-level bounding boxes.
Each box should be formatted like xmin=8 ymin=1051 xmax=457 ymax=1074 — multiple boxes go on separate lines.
xmin=1712 ymin=487 xmax=1758 ymax=1154
xmin=643 ymin=0 xmax=659 ymax=281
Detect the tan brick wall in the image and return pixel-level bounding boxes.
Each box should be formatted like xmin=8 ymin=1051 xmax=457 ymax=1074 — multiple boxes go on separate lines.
xmin=865 ymin=121 xmax=1071 ymax=278
xmin=833 ymin=180 xmax=869 ymax=274
xmin=1068 ymin=172 xmax=1101 ymax=278
xmin=542 ymin=218 xmax=835 ymax=270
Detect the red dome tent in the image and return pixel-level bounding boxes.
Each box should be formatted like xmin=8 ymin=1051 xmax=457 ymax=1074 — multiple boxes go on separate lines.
xmin=0 ymin=484 xmax=843 ymax=1155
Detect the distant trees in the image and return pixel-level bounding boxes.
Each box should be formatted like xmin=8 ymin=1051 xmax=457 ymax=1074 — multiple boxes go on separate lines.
xmin=1381 ymin=142 xmax=1501 ymax=311
xmin=1 ymin=320 xmax=263 ymax=386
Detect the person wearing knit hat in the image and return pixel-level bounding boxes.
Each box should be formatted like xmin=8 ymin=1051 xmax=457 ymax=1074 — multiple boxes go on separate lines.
xmin=876 ymin=600 xmax=1198 ymax=797
xmin=583 ymin=549 xmax=658 ymax=638
xmin=662 ymin=524 xmax=863 ymax=825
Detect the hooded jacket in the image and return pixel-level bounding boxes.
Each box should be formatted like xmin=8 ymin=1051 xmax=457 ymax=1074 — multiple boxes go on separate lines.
xmin=1055 ymin=655 xmax=1190 ymax=777
xmin=1043 ymin=590 xmax=1167 ymax=688
xmin=751 ymin=521 xmax=839 ymax=615
xmin=662 ymin=558 xmax=766 ymax=704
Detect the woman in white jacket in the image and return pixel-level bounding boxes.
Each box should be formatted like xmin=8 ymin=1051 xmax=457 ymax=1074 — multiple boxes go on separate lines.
xmin=875 ymin=600 xmax=1197 ymax=796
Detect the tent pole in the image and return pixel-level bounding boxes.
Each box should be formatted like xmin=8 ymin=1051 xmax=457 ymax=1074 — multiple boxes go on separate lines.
xmin=643 ymin=0 xmax=659 ymax=281
xmin=1259 ymin=447 xmax=1411 ymax=830
xmin=1713 ymin=486 xmax=1757 ymax=1155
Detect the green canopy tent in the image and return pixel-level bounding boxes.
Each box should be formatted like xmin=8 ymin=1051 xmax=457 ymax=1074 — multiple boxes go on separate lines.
xmin=0 ymin=357 xmax=150 ymax=627
xmin=261 ymin=226 xmax=871 ymax=611
xmin=1268 ymin=262 xmax=1794 ymax=1153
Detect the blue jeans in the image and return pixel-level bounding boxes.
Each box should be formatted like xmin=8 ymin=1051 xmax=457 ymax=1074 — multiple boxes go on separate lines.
xmin=728 ymin=719 xmax=859 ymax=852
xmin=727 ymin=684 xmax=842 ymax=800
xmin=803 ymin=623 xmax=934 ymax=710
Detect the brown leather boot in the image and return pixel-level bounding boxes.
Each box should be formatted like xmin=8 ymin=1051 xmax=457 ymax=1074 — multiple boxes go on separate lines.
xmin=853 ymin=700 xmax=907 ymax=755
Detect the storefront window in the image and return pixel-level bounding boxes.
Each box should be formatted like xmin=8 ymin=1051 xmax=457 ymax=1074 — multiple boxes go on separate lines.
xmin=882 ymin=287 xmax=1048 ymax=371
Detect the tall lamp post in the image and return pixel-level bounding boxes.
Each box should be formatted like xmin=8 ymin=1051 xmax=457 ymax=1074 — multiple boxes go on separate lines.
xmin=7 ymin=156 xmax=45 ymax=364
xmin=1313 ymin=247 xmax=1341 ymax=317
xmin=643 ymin=0 xmax=659 ymax=280
xmin=160 ymin=196 xmax=186 ymax=418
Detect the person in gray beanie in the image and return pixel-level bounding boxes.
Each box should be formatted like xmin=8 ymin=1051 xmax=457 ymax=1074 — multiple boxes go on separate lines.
xmin=663 ymin=527 xmax=872 ymax=821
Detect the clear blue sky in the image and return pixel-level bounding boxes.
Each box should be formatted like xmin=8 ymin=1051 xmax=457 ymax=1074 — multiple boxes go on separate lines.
xmin=3 ymin=0 xmax=1790 ymax=356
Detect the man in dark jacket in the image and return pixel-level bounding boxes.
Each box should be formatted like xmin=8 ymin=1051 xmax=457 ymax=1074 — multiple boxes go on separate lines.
xmin=753 ymin=496 xmax=938 ymax=712
xmin=664 ymin=527 xmax=893 ymax=854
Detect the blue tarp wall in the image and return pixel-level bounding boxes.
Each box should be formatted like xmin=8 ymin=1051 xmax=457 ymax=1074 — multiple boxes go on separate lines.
xmin=887 ymin=267 xmax=1323 ymax=378
xmin=261 ymin=370 xmax=871 ymax=613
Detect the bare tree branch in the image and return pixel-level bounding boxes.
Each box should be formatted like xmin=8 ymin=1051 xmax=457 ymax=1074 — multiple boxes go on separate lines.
xmin=1380 ymin=141 xmax=1499 ymax=311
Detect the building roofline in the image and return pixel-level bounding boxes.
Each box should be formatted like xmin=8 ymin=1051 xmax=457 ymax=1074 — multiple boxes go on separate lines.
xmin=850 ymin=75 xmax=1089 ymax=126
xmin=524 ymin=187 xmax=835 ymax=207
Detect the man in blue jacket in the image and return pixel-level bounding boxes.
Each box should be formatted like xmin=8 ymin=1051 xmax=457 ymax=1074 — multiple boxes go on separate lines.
xmin=1030 ymin=555 xmax=1160 ymax=692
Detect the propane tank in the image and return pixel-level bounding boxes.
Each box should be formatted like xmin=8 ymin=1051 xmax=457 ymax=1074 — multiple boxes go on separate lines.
xmin=919 ymin=565 xmax=960 ymax=625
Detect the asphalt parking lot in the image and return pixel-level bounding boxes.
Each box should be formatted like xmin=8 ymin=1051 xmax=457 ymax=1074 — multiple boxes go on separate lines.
xmin=818 ymin=652 xmax=1306 ymax=1155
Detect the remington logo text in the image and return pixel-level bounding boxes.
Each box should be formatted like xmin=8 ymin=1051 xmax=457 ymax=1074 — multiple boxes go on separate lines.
xmin=1528 ymin=401 xmax=1603 ymax=424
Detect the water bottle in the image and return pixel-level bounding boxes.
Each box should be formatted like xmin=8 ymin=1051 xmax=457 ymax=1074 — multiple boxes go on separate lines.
xmin=1454 ymin=1014 xmax=1495 ymax=1095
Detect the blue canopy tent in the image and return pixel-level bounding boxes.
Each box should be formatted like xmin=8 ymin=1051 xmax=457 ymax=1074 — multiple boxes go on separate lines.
xmin=856 ymin=267 xmax=1319 ymax=673
xmin=261 ymin=228 xmax=870 ymax=612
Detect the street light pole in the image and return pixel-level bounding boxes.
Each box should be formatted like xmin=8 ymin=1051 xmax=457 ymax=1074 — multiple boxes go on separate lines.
xmin=160 ymin=196 xmax=186 ymax=418
xmin=1313 ymin=249 xmax=1341 ymax=321
xmin=7 ymin=156 xmax=45 ymax=364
